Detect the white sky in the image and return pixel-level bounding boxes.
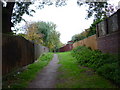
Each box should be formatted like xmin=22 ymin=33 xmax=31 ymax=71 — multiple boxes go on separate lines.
xmin=16 ymin=0 xmax=119 ymax=44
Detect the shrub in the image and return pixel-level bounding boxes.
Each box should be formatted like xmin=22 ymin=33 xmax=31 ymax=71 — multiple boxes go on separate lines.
xmin=97 ymin=63 xmax=120 ymax=84
xmin=71 ymin=46 xmax=120 ymax=85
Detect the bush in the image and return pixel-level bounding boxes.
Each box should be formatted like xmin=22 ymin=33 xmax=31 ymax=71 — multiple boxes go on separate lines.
xmin=97 ymin=63 xmax=120 ymax=84
xmin=72 ymin=46 xmax=120 ymax=85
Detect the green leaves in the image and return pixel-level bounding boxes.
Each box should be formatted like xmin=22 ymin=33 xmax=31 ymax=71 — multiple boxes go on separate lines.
xmin=77 ymin=1 xmax=115 ymax=20
xmin=12 ymin=2 xmax=33 ymax=25
xmin=24 ymin=21 xmax=62 ymax=51
xmin=36 ymin=21 xmax=61 ymax=50
xmin=72 ymin=46 xmax=120 ymax=85
xmin=11 ymin=0 xmax=68 ymax=26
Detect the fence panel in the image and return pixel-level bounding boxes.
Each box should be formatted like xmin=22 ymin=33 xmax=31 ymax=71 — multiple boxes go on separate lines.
xmin=2 ymin=34 xmax=34 ymax=75
xmin=2 ymin=34 xmax=49 ymax=75
xmin=34 ymin=44 xmax=49 ymax=60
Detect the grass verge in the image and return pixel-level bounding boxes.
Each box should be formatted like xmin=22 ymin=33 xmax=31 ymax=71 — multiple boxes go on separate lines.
xmin=2 ymin=52 xmax=53 ymax=88
xmin=56 ymin=52 xmax=117 ymax=88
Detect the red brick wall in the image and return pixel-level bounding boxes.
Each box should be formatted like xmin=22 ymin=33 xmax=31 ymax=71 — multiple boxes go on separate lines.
xmin=73 ymin=35 xmax=98 ymax=50
xmin=96 ymin=9 xmax=120 ymax=54
xmin=97 ymin=31 xmax=120 ymax=54
xmin=59 ymin=44 xmax=73 ymax=52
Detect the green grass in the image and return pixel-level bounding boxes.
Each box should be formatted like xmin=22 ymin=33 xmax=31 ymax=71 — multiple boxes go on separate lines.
xmin=56 ymin=52 xmax=117 ymax=88
xmin=2 ymin=53 xmax=53 ymax=88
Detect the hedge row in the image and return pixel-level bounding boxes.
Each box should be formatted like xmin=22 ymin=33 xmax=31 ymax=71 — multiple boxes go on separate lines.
xmin=71 ymin=46 xmax=120 ymax=85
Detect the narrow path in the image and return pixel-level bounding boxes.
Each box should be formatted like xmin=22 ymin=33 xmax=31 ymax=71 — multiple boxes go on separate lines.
xmin=28 ymin=54 xmax=59 ymax=88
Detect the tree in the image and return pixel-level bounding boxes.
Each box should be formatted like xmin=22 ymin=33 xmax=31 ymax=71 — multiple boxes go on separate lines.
xmin=2 ymin=0 xmax=67 ymax=33
xmin=77 ymin=0 xmax=119 ymax=20
xmin=22 ymin=21 xmax=62 ymax=51
xmin=24 ymin=22 xmax=43 ymax=44
xmin=36 ymin=22 xmax=55 ymax=46
xmin=71 ymin=32 xmax=87 ymax=43
xmin=2 ymin=2 xmax=15 ymax=33
xmin=47 ymin=30 xmax=61 ymax=51
xmin=36 ymin=21 xmax=61 ymax=51
xmin=2 ymin=0 xmax=118 ymax=33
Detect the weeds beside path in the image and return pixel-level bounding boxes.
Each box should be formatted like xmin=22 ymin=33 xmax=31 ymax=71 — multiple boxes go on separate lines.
xmin=56 ymin=52 xmax=117 ymax=88
xmin=2 ymin=53 xmax=53 ymax=88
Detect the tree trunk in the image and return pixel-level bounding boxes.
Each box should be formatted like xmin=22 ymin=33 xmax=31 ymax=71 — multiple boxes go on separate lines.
xmin=2 ymin=2 xmax=15 ymax=33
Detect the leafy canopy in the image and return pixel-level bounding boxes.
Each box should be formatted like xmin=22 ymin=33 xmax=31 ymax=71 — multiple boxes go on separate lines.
xmin=20 ymin=21 xmax=62 ymax=51
xmin=3 ymin=0 xmax=116 ymax=26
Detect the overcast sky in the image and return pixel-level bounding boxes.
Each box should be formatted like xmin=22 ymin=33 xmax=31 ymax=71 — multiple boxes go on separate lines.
xmin=16 ymin=0 xmax=119 ymax=44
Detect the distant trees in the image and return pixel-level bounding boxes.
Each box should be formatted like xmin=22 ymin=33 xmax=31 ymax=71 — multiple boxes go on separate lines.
xmin=71 ymin=31 xmax=88 ymax=43
xmin=19 ymin=21 xmax=62 ymax=51
xmin=71 ymin=19 xmax=102 ymax=42
xmin=24 ymin=22 xmax=43 ymax=44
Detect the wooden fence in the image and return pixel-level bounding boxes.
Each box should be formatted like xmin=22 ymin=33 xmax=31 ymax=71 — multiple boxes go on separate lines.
xmin=2 ymin=34 xmax=49 ymax=75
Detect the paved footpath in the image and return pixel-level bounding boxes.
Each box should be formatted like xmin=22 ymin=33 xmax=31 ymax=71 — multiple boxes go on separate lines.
xmin=28 ymin=54 xmax=59 ymax=88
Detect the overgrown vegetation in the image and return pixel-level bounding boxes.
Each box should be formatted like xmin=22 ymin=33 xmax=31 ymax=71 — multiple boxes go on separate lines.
xmin=72 ymin=46 xmax=120 ymax=86
xmin=2 ymin=53 xmax=53 ymax=88
xmin=56 ymin=52 xmax=117 ymax=88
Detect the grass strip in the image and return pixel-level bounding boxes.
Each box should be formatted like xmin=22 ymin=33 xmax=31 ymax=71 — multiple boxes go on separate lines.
xmin=2 ymin=52 xmax=53 ymax=88
xmin=56 ymin=52 xmax=117 ymax=88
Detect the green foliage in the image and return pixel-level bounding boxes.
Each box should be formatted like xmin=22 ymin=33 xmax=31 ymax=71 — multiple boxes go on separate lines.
xmin=77 ymin=1 xmax=109 ymax=20
xmin=36 ymin=21 xmax=62 ymax=51
xmin=24 ymin=21 xmax=62 ymax=51
xmin=77 ymin=1 xmax=119 ymax=23
xmin=3 ymin=0 xmax=117 ymax=33
xmin=72 ymin=46 xmax=120 ymax=85
xmin=12 ymin=2 xmax=33 ymax=26
xmin=11 ymin=1 xmax=67 ymax=26
xmin=97 ymin=63 xmax=120 ymax=84
xmin=3 ymin=1 xmax=114 ymax=27
xmin=17 ymin=33 xmax=26 ymax=37
xmin=24 ymin=22 xmax=44 ymax=44
xmin=2 ymin=53 xmax=53 ymax=88
xmin=71 ymin=32 xmax=87 ymax=43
